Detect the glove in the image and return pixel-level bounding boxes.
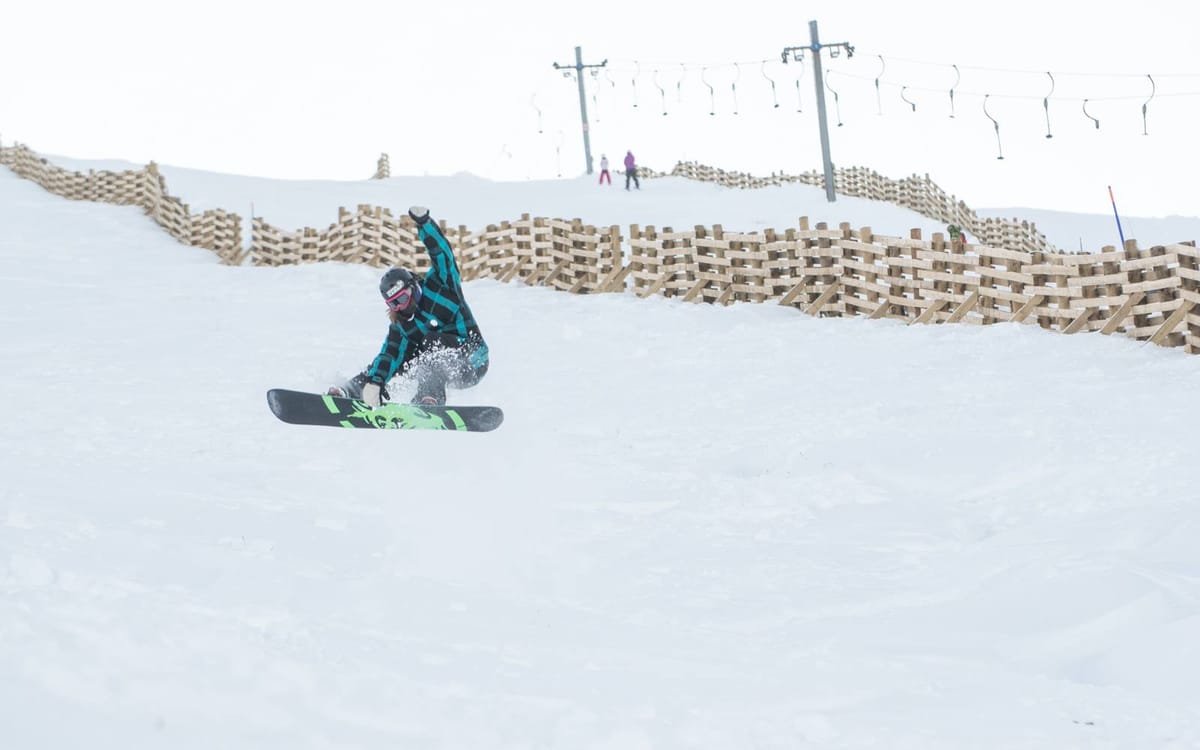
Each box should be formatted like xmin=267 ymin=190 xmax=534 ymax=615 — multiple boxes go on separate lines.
xmin=408 ymin=205 xmax=430 ymax=224
xmin=361 ymin=382 xmax=382 ymax=408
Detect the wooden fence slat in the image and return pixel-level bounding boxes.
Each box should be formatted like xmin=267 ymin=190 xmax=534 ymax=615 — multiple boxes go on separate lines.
xmin=1063 ymin=309 xmax=1093 ymax=334
xmin=805 ymin=282 xmax=842 ymax=316
xmin=1010 ymin=295 xmax=1045 ymax=324
xmin=778 ymin=276 xmax=814 ymax=307
xmin=909 ymin=298 xmax=948 ymax=325
xmin=1100 ymin=292 xmax=1146 ymax=335
xmin=682 ymin=278 xmax=710 ymax=303
xmin=1149 ymin=301 xmax=1195 ymax=345
xmin=945 ymin=291 xmax=981 ymax=323
xmin=598 ymin=264 xmax=633 ymax=293
xmin=539 ymin=258 xmax=572 ymax=288
xmin=500 ymin=258 xmax=526 ymax=284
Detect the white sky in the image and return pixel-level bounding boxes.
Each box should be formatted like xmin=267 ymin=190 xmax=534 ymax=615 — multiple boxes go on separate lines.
xmin=2 ymin=1 xmax=1197 ymax=216
xmin=5 ymin=150 xmax=1200 ymax=747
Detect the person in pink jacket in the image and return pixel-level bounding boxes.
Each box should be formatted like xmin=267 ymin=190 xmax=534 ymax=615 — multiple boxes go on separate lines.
xmin=623 ymin=150 xmax=640 ymax=190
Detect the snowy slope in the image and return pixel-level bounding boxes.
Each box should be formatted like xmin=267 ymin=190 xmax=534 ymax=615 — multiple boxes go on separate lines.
xmin=2 ymin=163 xmax=1199 ymax=749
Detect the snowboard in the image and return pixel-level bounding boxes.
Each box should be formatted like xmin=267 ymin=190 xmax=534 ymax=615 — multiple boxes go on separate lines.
xmin=267 ymin=389 xmax=504 ymax=432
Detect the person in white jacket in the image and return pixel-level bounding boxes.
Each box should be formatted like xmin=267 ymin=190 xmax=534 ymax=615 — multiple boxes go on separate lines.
xmin=598 ymin=154 xmax=612 ymax=185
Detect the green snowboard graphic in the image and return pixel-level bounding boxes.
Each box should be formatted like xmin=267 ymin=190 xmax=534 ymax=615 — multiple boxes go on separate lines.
xmin=267 ymin=389 xmax=503 ymax=432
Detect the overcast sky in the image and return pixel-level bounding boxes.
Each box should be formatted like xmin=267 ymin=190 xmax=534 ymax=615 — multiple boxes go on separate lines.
xmin=3 ymin=1 xmax=1196 ymax=216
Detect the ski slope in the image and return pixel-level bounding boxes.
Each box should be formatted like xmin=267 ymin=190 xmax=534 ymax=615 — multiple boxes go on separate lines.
xmin=2 ymin=163 xmax=1199 ymax=749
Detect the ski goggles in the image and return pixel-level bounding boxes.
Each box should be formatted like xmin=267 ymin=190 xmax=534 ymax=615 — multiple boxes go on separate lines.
xmin=388 ymin=285 xmax=417 ymax=312
xmin=385 ymin=284 xmax=416 ymax=312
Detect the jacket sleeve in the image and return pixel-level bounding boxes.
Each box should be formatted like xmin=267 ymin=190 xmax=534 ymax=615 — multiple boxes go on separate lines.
xmin=366 ymin=323 xmax=413 ymax=384
xmin=418 ymin=221 xmax=462 ymax=287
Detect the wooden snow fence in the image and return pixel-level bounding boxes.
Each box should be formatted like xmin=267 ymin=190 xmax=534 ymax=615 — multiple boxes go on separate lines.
xmin=0 ymin=143 xmax=244 ymax=265
xmin=447 ymin=216 xmax=618 ymax=296
xmin=4 ymin=142 xmax=1198 ymax=356
xmin=250 ymin=211 xmax=624 ymax=295
xmin=247 ymin=205 xmax=1200 ymax=354
xmin=252 ymin=205 xmax=419 ymax=269
xmin=668 ymin=160 xmax=1055 ymax=256
xmin=622 ymin=219 xmax=1200 ymax=352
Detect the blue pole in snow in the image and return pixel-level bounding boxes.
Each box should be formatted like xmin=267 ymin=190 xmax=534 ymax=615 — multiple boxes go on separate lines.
xmin=1108 ymin=185 xmax=1127 ymax=247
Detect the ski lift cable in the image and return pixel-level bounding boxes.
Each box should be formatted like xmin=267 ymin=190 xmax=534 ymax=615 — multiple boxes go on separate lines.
xmin=856 ymin=52 xmax=1200 ymax=79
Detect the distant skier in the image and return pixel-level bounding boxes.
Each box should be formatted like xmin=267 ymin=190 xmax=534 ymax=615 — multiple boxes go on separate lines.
xmin=947 ymin=223 xmax=970 ymax=249
xmin=598 ymin=154 xmax=612 ymax=185
xmin=623 ymin=150 xmax=640 ymax=190
xmin=328 ymin=206 xmax=489 ymax=407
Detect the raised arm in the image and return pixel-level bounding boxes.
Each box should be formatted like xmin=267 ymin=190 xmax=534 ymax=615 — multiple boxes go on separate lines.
xmin=409 ymin=205 xmax=461 ymax=285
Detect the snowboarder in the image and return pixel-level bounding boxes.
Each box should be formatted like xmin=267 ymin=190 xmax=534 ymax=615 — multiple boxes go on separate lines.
xmin=623 ymin=150 xmax=640 ymax=190
xmin=328 ymin=206 xmax=489 ymax=407
xmin=599 ymin=154 xmax=611 ymax=185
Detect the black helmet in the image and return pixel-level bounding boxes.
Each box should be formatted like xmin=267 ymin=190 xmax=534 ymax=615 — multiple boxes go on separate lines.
xmin=380 ymin=267 xmax=422 ymax=316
